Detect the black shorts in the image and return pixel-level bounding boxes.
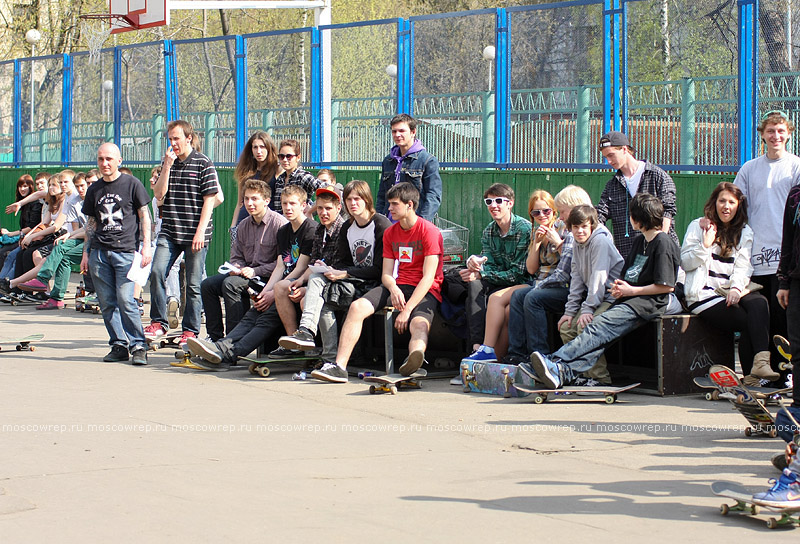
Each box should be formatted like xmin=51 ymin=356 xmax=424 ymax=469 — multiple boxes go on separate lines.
xmin=360 ymin=284 xmax=439 ymax=324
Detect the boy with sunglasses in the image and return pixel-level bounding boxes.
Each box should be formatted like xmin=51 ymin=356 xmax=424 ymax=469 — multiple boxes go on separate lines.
xmin=595 ymin=131 xmax=678 ymax=258
xmin=460 ymin=183 xmax=532 ymax=356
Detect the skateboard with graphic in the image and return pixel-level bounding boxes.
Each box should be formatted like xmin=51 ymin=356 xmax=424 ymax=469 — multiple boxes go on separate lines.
xmin=514 ymin=382 xmax=640 ymax=404
xmin=693 ymin=375 xmax=790 ymax=403
xmin=712 ymin=481 xmax=800 ymax=529
xmin=708 ymin=364 xmax=779 ymax=437
xmin=460 ymin=361 xmax=535 ymax=398
xmin=239 ymin=354 xmax=321 ymax=378
xmin=0 ymin=333 xmax=44 ymax=352
xmin=364 ymin=369 xmax=427 ymax=395
xmin=146 ymin=332 xmax=183 ymax=351
xmin=775 ymin=335 xmax=793 ymax=371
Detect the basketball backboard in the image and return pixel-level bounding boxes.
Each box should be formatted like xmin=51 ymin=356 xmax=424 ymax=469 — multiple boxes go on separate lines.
xmin=109 ymin=0 xmax=169 ymax=34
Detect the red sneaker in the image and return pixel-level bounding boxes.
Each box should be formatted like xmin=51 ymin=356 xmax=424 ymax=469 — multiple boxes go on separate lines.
xmin=144 ymin=321 xmax=167 ymax=339
xmin=177 ymin=330 xmax=197 ymax=346
xmin=36 ymin=298 xmax=65 ymax=310
xmin=20 ymin=278 xmax=48 ymax=292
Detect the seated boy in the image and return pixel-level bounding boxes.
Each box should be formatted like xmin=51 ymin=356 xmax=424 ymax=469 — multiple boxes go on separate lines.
xmin=311 ymin=182 xmax=443 ymax=383
xmin=555 ymin=205 xmax=624 ymax=385
xmin=185 ymin=184 xmax=314 ymax=369
xmin=526 ymin=193 xmax=680 ymax=389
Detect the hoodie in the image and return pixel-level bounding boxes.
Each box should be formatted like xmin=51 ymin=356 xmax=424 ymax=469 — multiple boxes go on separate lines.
xmin=563 ymin=224 xmax=624 ymax=317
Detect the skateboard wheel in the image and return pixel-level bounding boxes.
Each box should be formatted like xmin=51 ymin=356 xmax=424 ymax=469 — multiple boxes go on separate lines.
xmin=720 ymin=503 xmax=729 ymax=516
xmin=533 ymin=394 xmax=545 ymax=405
xmin=769 ymin=428 xmax=778 ymax=438
xmin=389 ymin=385 xmax=398 ymax=395
xmin=174 ymin=351 xmax=184 ymax=360
xmin=248 ymin=363 xmax=258 ymax=375
xmin=780 ymin=362 xmax=791 ymax=371
xmin=744 ymin=427 xmax=753 ymax=437
xmin=751 ymin=504 xmax=760 ymax=515
xmin=704 ymin=392 xmax=713 ymax=401
xmin=605 ymin=395 xmax=616 ymax=404
xmin=257 ymin=366 xmax=270 ymax=378
xmin=16 ymin=344 xmax=21 ymax=351
xmin=767 ymin=518 xmax=778 ymax=529
xmin=369 ymin=385 xmax=376 ymax=395
xmin=29 ymin=346 xmax=35 ymax=352
xmin=93 ymin=307 xmax=100 ymax=314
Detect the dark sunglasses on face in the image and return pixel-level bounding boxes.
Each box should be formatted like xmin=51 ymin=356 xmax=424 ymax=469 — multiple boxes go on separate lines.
xmin=484 ymin=197 xmax=510 ymax=206
xmin=278 ymin=153 xmax=297 ymax=160
xmin=530 ymin=208 xmax=553 ymax=217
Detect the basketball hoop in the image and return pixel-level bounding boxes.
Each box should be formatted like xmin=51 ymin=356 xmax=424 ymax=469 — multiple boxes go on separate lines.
xmin=79 ymin=14 xmax=136 ymax=63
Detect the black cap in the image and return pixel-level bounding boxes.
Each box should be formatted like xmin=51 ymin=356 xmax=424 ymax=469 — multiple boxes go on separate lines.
xmin=599 ymin=131 xmax=631 ymax=149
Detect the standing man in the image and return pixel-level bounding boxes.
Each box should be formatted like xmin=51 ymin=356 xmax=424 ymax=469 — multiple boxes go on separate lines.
xmin=734 ymin=111 xmax=800 ymax=380
xmin=146 ymin=120 xmax=219 ymax=345
xmin=376 ymin=114 xmax=442 ymax=221
xmin=595 ymin=131 xmax=679 ymax=258
xmin=81 ymin=143 xmax=151 ymax=365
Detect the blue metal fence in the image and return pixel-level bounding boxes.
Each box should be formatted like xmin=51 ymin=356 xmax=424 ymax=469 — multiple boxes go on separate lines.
xmin=3 ymin=0 xmax=799 ymax=170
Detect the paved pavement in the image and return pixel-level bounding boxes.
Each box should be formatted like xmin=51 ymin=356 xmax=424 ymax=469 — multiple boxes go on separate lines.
xmin=0 ymin=286 xmax=790 ymax=542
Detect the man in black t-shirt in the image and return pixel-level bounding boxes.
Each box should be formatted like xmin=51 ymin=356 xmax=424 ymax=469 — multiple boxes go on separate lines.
xmin=526 ymin=194 xmax=680 ymax=389
xmin=81 ymin=143 xmax=152 ymax=366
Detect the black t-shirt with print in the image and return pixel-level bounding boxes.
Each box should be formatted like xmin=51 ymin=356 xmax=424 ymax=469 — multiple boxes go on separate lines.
xmin=82 ymin=173 xmax=150 ymax=252
xmin=275 ymin=219 xmax=316 ymax=277
xmin=615 ymin=231 xmax=680 ymax=319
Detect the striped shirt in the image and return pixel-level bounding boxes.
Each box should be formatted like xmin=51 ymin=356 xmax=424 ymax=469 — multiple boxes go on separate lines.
xmin=271 ymin=168 xmax=321 ymax=212
xmin=688 ymin=246 xmax=734 ymax=314
xmin=161 ymin=150 xmax=219 ymax=245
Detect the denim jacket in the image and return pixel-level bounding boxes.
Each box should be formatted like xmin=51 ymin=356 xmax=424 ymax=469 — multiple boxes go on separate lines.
xmin=377 ymin=147 xmax=442 ymax=221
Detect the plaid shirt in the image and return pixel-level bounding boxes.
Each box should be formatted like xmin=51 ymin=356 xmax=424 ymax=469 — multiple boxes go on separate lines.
xmin=536 ymin=231 xmax=574 ymax=289
xmin=479 ymin=214 xmax=532 ymax=286
xmin=310 ymin=214 xmax=345 ymax=264
xmin=595 ymin=161 xmax=678 ymax=258
xmin=271 ymin=168 xmax=322 ymax=212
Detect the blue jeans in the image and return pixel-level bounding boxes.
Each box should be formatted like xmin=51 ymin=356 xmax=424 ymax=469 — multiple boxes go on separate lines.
xmin=150 ymin=235 xmax=208 ymax=334
xmin=552 ymin=302 xmax=647 ymax=383
xmin=0 ymin=246 xmax=20 ymax=278
xmin=89 ymin=249 xmax=146 ymax=352
xmin=508 ymin=285 xmax=569 ymax=357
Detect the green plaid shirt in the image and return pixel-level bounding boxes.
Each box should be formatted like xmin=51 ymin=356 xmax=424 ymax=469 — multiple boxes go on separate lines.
xmin=480 ymin=214 xmax=532 ymax=286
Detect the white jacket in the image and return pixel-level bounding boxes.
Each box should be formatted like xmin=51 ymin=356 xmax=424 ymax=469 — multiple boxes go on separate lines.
xmin=681 ymin=218 xmax=754 ymax=305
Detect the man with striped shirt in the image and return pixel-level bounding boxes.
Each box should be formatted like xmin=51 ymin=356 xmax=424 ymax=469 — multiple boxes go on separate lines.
xmin=146 ymin=120 xmax=219 ymax=345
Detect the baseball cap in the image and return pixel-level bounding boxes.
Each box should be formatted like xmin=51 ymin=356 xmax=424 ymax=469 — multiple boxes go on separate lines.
xmin=599 ymin=131 xmax=631 ymax=149
xmin=316 ymin=182 xmax=343 ymax=202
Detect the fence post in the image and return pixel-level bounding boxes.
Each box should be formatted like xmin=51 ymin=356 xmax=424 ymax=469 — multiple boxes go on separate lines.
xmin=235 ymin=35 xmax=247 ymax=162
xmin=603 ymin=0 xmax=622 ymax=132
xmin=12 ymin=59 xmax=21 ymax=166
xmin=205 ymin=112 xmax=216 ymax=163
xmin=61 ymin=53 xmax=72 ymax=165
xmin=576 ymin=85 xmax=591 ymax=165
xmin=153 ymin=114 xmax=164 ymax=161
xmin=113 ymin=46 xmax=122 ymax=148
xmin=738 ymin=0 xmax=758 ymax=164
xmin=398 ymin=18 xmax=412 ymax=115
xmin=163 ymin=40 xmax=179 ymax=122
xmin=310 ymin=27 xmax=322 ymax=164
xmin=331 ymin=100 xmax=339 ymax=162
xmin=494 ymin=7 xmax=508 ymax=165
xmin=680 ymin=77 xmax=696 ymax=167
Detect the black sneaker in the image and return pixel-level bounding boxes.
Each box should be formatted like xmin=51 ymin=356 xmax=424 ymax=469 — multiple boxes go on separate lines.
xmin=278 ymin=328 xmax=317 ymax=350
xmin=131 ymin=348 xmax=148 ymax=366
xmin=399 ymin=349 xmax=425 ymax=376
xmin=191 ymin=358 xmax=231 ymax=372
xmin=517 ymin=362 xmax=538 ymax=381
xmin=502 ymin=354 xmax=529 ymax=365
xmin=310 ymin=362 xmax=349 ymax=383
xmin=103 ymin=345 xmax=129 ymax=362
xmin=0 ymin=278 xmax=10 ymax=295
xmin=269 ymin=346 xmax=302 ymax=360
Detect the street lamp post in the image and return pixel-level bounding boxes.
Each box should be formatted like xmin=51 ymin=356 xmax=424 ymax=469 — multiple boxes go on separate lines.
xmin=25 ymin=29 xmax=41 ymax=134
xmin=386 ymin=63 xmax=398 ymax=111
xmin=102 ymin=80 xmax=114 ymax=123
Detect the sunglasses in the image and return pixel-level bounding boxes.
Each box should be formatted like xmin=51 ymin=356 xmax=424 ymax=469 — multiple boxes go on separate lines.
xmin=277 ymin=153 xmax=297 ymax=160
xmin=484 ymin=197 xmax=510 ymax=206
xmin=530 ymin=208 xmax=553 ymax=217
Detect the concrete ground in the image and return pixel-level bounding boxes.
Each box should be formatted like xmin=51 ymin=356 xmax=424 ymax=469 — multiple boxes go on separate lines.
xmin=0 ymin=280 xmax=791 ymax=542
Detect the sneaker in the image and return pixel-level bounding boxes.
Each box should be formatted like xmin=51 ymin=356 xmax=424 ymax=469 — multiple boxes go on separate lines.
xmin=718 ymin=391 xmax=737 ymax=401
xmin=310 ymin=362 xmax=349 ymax=383
xmin=269 ymin=346 xmax=303 ymax=360
xmin=517 ymin=362 xmax=539 ymax=382
xmin=186 ymin=337 xmax=222 ymax=364
xmin=501 ymin=354 xmax=529 ymax=365
xmin=752 ymin=469 xmax=800 ymax=506
xmin=167 ymin=297 xmax=180 ymax=329
xmin=83 ymin=293 xmax=99 ymax=306
xmin=463 ymin=345 xmax=497 ymax=363
xmin=529 ymin=351 xmax=562 ymax=389
xmin=0 ymin=278 xmax=10 ymax=295
xmin=19 ymin=278 xmax=47 ymax=292
xmin=573 ymin=376 xmax=602 ymax=387
xmin=399 ymin=349 xmax=425 ymax=376
xmin=279 ymin=328 xmax=317 ymax=351
xmin=144 ymin=322 xmax=167 ymax=340
xmin=103 ymin=345 xmax=129 ymax=362
xmin=177 ymin=330 xmax=196 ymax=346
xmin=36 ymin=298 xmax=65 ymax=310
xmin=449 ymin=375 xmax=463 ymax=386
xmin=190 ymin=358 xmax=231 ymax=372
xmin=23 ymin=292 xmax=47 ymax=302
xmin=131 ymin=348 xmax=148 ymax=366
xmin=0 ymin=295 xmax=11 ymax=303
xmin=773 ymin=452 xmax=790 ymax=472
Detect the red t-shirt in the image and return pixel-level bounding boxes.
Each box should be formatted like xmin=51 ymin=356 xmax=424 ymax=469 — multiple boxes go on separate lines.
xmin=382 ymin=217 xmax=444 ymax=301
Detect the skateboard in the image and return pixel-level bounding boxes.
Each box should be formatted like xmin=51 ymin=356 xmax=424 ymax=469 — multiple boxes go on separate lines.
xmin=711 ymin=481 xmax=800 ymax=529
xmin=1 ymin=292 xmax=41 ymax=306
xmin=775 ymin=335 xmax=793 ymax=371
xmin=239 ymin=354 xmax=321 ymax=378
xmin=514 ymin=382 xmax=641 ymax=404
xmin=364 ymin=369 xmax=428 ymax=395
xmin=460 ymin=361 xmax=536 ymax=398
xmin=693 ymin=375 xmax=790 ymax=403
xmin=171 ymin=349 xmax=211 ymax=370
xmin=0 ymin=333 xmax=44 ymax=352
xmin=146 ymin=332 xmax=183 ymax=351
xmin=707 ymin=364 xmax=779 ymax=437
xmin=75 ymin=295 xmax=101 ymax=314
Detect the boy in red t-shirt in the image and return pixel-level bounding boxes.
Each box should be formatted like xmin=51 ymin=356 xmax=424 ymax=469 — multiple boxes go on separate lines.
xmin=312 ymin=182 xmax=443 ymax=383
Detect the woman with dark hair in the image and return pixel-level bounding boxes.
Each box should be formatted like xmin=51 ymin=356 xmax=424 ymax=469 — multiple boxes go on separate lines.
xmin=232 ymin=131 xmax=280 ymax=225
xmin=682 ymin=181 xmax=776 ymax=383
xmin=0 ymin=175 xmax=41 ymax=271
xmin=271 ymin=139 xmax=321 ymax=217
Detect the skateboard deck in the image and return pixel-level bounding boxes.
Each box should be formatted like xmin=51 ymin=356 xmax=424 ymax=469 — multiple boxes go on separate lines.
xmin=1 ymin=292 xmax=40 ymax=306
xmin=0 ymin=333 xmax=44 ymax=352
xmin=708 ymin=364 xmax=779 ymax=437
xmin=711 ymin=481 xmax=800 ymax=529
xmin=460 ymin=361 xmax=536 ymax=398
xmin=364 ymin=369 xmax=428 ymax=395
xmin=775 ymin=335 xmax=793 ymax=371
xmin=239 ymin=355 xmax=321 ymax=378
xmin=145 ymin=332 xmax=183 ymax=351
xmin=693 ymin=375 xmax=790 ymax=403
xmin=514 ymin=382 xmax=640 ymax=404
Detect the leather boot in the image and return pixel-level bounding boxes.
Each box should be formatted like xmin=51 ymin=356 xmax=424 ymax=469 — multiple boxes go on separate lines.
xmin=751 ymin=350 xmax=780 ymax=380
